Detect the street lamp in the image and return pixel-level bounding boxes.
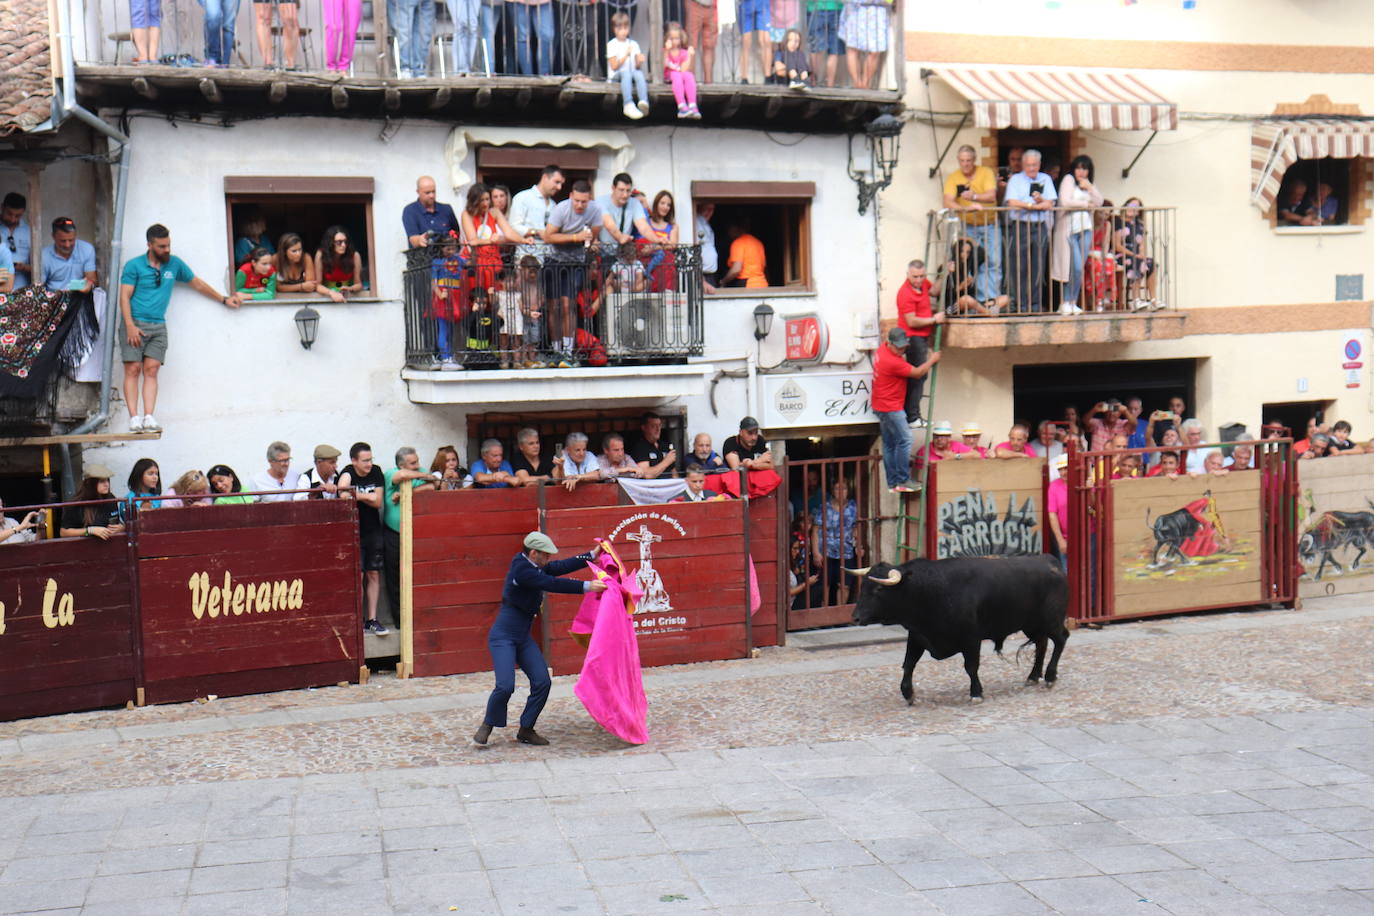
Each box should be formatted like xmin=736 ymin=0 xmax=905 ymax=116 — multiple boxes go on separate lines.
xmin=753 ymin=303 xmax=775 ymax=340
xmin=293 ymin=305 xmax=320 ymax=350
xmin=847 ymin=111 xmax=904 ymax=215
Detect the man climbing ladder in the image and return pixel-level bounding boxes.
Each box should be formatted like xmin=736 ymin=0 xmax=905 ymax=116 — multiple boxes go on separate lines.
xmin=872 ymin=327 xmax=941 ymax=494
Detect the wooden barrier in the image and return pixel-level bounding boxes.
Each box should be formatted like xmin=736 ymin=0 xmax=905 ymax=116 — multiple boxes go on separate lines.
xmin=1297 ymin=452 xmax=1374 ymax=600
xmin=408 ymin=485 xmax=621 ymax=678
xmin=749 ymin=493 xmax=781 ymax=648
xmin=543 ymin=500 xmax=751 ymax=674
xmin=0 ymin=537 xmax=138 ymax=721
xmin=1110 ymin=472 xmax=1265 ymax=617
xmin=134 ymin=500 xmax=364 ymax=704
xmin=407 ymin=485 xmax=782 ymax=678
xmin=928 ymin=458 xmax=1047 ymax=559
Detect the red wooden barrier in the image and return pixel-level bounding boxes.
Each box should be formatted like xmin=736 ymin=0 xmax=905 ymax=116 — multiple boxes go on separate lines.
xmin=543 ymin=499 xmax=751 ymax=675
xmin=409 ymin=485 xmax=622 ymax=677
xmin=0 ymin=536 xmax=137 ymax=721
xmin=134 ymin=500 xmax=364 ymax=704
xmin=749 ymin=493 xmax=781 ymax=648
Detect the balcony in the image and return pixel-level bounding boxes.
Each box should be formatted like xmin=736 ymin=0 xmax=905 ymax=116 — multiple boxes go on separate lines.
xmin=400 ymin=240 xmax=715 ymax=404
xmin=925 ymin=204 xmax=1185 ymax=349
xmin=71 ymin=0 xmax=901 ymax=131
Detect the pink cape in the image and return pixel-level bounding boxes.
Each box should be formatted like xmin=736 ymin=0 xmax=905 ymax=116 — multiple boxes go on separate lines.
xmin=574 ymin=575 xmax=650 ymax=745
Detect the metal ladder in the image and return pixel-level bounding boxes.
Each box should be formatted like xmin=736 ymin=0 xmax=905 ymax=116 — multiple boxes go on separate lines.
xmin=893 ymin=209 xmax=954 ymax=562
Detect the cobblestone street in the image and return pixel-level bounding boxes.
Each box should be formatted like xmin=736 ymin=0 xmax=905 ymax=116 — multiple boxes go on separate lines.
xmin=2 ymin=597 xmax=1373 ymax=914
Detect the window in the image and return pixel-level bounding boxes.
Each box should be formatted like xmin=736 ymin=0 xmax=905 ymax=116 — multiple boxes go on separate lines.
xmin=995 ymin=129 xmax=1071 ymax=187
xmin=692 ymin=181 xmax=814 ymax=292
xmin=474 ymin=146 xmax=599 ymax=202
xmin=1274 ymin=158 xmax=1354 ymax=227
xmin=223 ymin=177 xmax=377 ymax=295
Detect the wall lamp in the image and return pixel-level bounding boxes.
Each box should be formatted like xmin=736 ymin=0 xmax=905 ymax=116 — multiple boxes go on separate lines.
xmin=753 ymin=303 xmax=775 ymax=340
xmin=847 ymin=111 xmax=904 ymax=215
xmin=294 ymin=305 xmax=320 ymax=350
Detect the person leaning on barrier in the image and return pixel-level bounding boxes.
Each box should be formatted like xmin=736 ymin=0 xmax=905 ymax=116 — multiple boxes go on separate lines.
xmin=337 ymin=442 xmax=389 ymax=636
xmin=0 ymin=495 xmax=41 ymax=545
xmin=674 ymin=464 xmax=710 ymax=502
xmin=294 ymin=444 xmax=342 ymax=499
xmin=511 ymin=428 xmax=556 ymax=487
xmin=629 ymin=411 xmax=677 ymax=479
xmin=473 ymin=531 xmax=607 ymax=748
xmin=250 ymin=441 xmax=297 ymax=502
xmin=558 ymin=432 xmax=603 ymax=491
xmin=60 ymin=464 xmax=124 ymax=540
xmin=430 ymin=445 xmax=469 ymax=490
xmin=722 ymin=416 xmax=774 ymax=471
xmin=382 ymin=447 xmax=441 ymax=623
xmin=471 ymin=438 xmax=517 ymax=488
xmin=598 ymin=433 xmax=641 ymax=478
xmin=207 ymin=464 xmax=252 ymax=505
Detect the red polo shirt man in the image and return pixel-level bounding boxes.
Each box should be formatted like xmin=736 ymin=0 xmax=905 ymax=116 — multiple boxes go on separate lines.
xmin=873 ymin=327 xmax=941 ymax=493
xmin=895 ymin=259 xmax=946 ymax=427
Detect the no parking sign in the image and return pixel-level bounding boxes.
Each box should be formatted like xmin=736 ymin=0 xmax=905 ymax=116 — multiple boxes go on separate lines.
xmin=1343 ymin=338 xmax=1363 ymax=388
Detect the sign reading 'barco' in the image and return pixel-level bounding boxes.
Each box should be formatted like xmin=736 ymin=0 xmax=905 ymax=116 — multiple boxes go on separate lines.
xmin=760 ymin=371 xmax=876 ymax=428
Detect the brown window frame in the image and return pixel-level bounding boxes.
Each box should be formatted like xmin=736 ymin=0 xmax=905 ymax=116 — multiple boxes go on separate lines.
xmin=691 ymin=181 xmax=815 ymax=293
xmin=222 ymin=177 xmax=378 ymax=298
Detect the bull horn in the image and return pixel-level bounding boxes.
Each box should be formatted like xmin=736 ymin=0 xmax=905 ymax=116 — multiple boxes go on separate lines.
xmin=843 ymin=565 xmax=873 ymax=577
xmin=867 ymin=569 xmax=903 ymax=586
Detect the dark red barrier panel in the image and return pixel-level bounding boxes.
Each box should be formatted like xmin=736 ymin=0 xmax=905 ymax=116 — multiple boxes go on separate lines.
xmin=0 ymin=537 xmax=137 ymax=721
xmin=409 ymin=484 xmax=622 ymax=678
xmin=543 ymin=500 xmax=750 ymax=675
xmin=749 ymin=493 xmax=781 ymax=648
xmin=134 ymin=500 xmax=363 ymax=704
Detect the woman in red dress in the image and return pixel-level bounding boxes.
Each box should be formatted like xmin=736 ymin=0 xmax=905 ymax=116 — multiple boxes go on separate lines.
xmin=460 ymin=183 xmax=518 ymax=293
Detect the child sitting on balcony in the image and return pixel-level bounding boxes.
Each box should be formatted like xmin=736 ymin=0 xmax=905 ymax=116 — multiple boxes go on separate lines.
xmin=235 ymin=247 xmax=278 ymax=300
xmin=768 ymin=28 xmax=810 ymax=89
xmin=607 ymin=12 xmax=650 ymax=120
xmin=663 ymin=23 xmax=701 ymax=119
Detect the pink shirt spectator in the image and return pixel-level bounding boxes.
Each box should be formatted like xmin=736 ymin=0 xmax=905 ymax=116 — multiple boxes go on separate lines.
xmin=914 ymin=441 xmax=971 ymax=467
xmin=1046 ymin=477 xmax=1069 ymax=539
xmin=995 ymin=441 xmax=1036 ymax=457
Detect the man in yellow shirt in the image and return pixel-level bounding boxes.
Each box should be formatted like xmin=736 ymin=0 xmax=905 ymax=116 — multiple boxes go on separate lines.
xmin=942 ymin=144 xmax=1001 ymax=303
xmin=722 ymin=223 xmax=768 ymax=288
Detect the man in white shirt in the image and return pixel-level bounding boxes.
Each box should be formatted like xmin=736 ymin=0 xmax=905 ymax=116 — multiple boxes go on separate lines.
xmin=294 ymin=444 xmax=342 ymax=499
xmin=509 ymin=165 xmax=565 ymax=243
xmin=695 ymin=201 xmax=718 ymax=292
xmin=250 ymin=441 xmax=297 ymax=502
xmin=558 ymin=431 xmax=603 ymax=491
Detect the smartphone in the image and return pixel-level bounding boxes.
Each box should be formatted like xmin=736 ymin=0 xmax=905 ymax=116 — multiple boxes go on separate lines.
xmin=1314 ymin=409 xmax=1325 ymax=425
xmin=1030 ymin=182 xmax=1044 ymax=196
xmin=997 ymin=167 xmax=1009 ymax=180
xmin=956 ymin=184 xmax=969 ymax=197
xmin=67 ymin=279 xmax=85 ymax=291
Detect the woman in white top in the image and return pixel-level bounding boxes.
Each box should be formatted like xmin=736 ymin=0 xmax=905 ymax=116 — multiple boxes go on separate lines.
xmin=1051 ymin=154 xmax=1104 ymax=316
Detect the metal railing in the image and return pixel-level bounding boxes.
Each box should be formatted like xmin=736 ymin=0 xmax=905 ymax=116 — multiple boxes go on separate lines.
xmin=926 ymin=205 xmax=1175 ymax=318
xmin=402 ymin=240 xmax=703 ymax=370
xmin=76 ymin=0 xmax=900 ymax=87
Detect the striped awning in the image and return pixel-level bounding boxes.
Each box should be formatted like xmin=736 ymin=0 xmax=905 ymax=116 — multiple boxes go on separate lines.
xmin=1250 ymin=119 xmax=1374 ymax=212
xmin=932 ymin=68 xmax=1177 ymax=132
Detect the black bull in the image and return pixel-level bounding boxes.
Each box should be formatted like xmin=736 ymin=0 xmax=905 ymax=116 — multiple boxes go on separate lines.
xmin=1147 ymin=505 xmax=1204 ymax=568
xmin=849 ymin=556 xmax=1069 ymax=703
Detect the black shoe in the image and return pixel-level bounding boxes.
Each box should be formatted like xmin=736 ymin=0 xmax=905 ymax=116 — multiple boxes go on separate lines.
xmin=516 ymin=727 xmax=549 ymax=746
xmin=472 ymin=724 xmax=492 ymax=746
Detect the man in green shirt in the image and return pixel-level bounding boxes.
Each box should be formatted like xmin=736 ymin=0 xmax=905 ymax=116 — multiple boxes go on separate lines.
xmin=382 ymin=446 xmax=440 ymax=624
xmin=119 ymin=223 xmax=242 ymax=434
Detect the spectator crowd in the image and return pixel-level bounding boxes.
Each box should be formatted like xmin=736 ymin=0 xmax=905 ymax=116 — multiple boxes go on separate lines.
xmin=939 ymin=145 xmax=1166 ymax=317
xmin=1 ymin=413 xmax=773 ymax=633
xmin=111 ymin=0 xmax=893 ymax=89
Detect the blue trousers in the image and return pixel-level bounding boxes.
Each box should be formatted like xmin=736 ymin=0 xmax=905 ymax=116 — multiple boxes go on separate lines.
xmin=513 ymin=2 xmax=554 ymax=75
xmin=1065 ymin=229 xmax=1091 ymax=305
xmin=198 ymin=0 xmax=240 ymax=65
xmin=446 ymin=0 xmax=479 ymax=73
xmin=610 ymin=62 xmax=647 ymax=106
xmin=876 ymin=410 xmax=911 ymax=488
xmin=388 ymin=0 xmax=434 ymax=74
xmin=484 ymin=608 xmax=552 ymax=728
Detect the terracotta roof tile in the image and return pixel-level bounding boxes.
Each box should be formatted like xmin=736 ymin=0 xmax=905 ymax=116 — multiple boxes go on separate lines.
xmin=0 ymin=0 xmax=54 ymax=134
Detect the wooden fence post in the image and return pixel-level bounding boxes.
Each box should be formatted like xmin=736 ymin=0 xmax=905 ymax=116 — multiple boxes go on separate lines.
xmin=399 ymin=483 xmax=414 ymax=678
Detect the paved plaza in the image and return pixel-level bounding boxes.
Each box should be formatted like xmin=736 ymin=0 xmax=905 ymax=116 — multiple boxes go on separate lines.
xmin=2 ymin=596 xmax=1373 ymax=914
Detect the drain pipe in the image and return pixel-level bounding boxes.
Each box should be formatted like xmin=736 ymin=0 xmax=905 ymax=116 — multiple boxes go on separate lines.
xmin=53 ymin=0 xmax=132 ymax=497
